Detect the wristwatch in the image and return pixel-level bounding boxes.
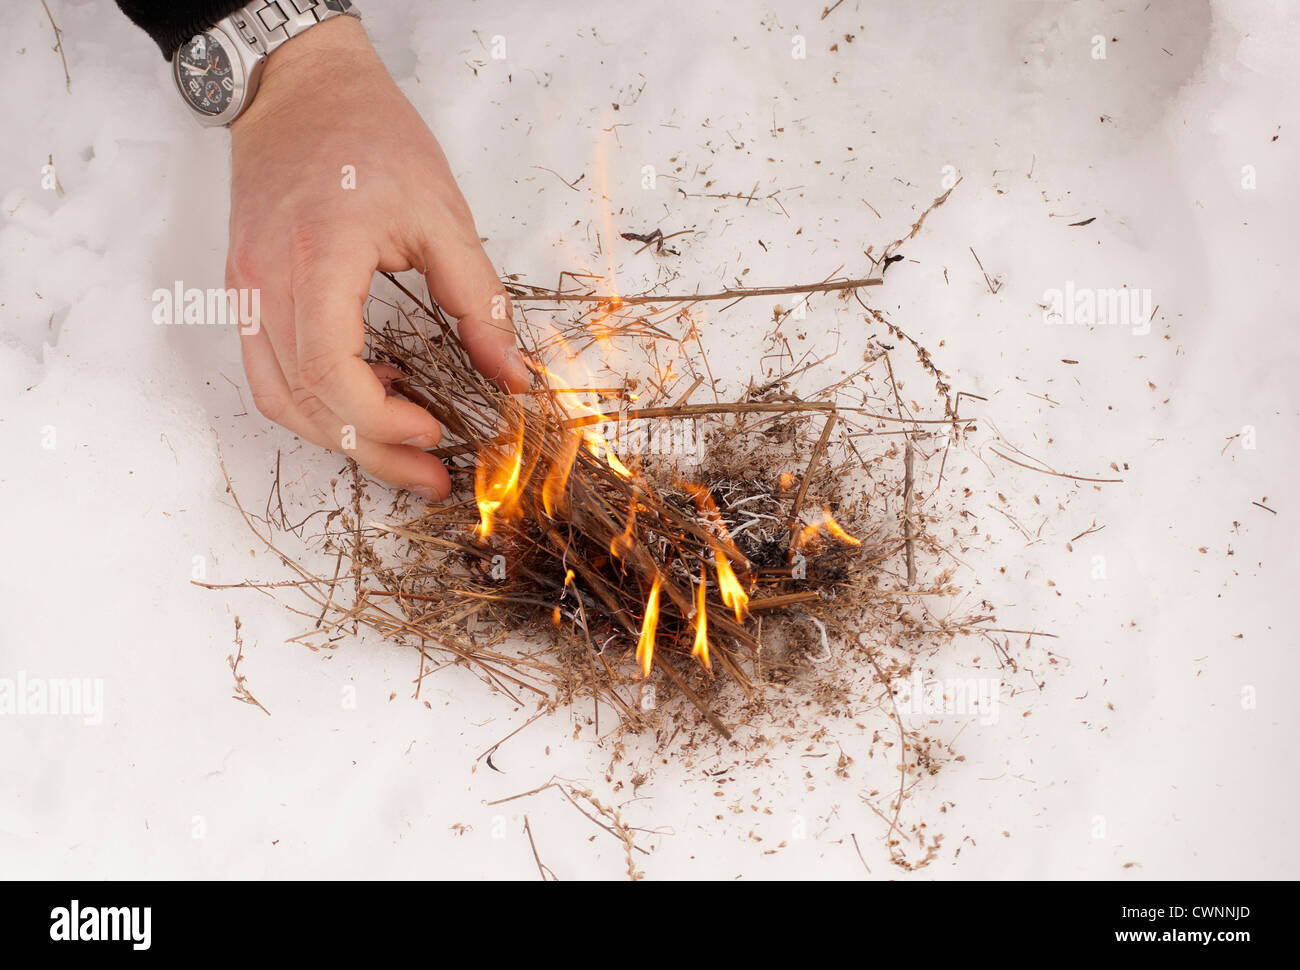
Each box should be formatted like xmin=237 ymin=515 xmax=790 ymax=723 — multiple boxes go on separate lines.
xmin=172 ymin=0 xmax=360 ymax=127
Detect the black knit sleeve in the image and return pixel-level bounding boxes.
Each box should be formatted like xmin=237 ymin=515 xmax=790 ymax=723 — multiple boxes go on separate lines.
xmin=115 ymin=1 xmax=248 ymax=59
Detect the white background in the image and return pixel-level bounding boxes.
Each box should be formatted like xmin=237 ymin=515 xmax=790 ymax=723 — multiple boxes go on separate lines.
xmin=1 ymin=0 xmax=1297 ymax=879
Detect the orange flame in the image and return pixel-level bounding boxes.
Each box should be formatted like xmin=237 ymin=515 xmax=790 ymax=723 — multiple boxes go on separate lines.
xmin=635 ymin=574 xmax=661 ymax=677
xmin=535 ymin=359 xmax=632 ymax=484
xmin=821 ymin=507 xmax=861 ymax=546
xmin=552 ymin=571 xmax=576 ymax=628
xmin=713 ymin=549 xmax=749 ymax=622
xmin=591 ymin=297 xmax=624 ymax=344
xmin=604 ymin=445 xmax=633 ymax=478
xmin=542 ymin=428 xmax=583 ymax=517
xmin=793 ymin=506 xmax=862 ymax=551
xmin=794 ymin=522 xmax=822 ymax=549
xmin=475 ymin=410 xmax=526 ymax=537
xmin=682 ymin=483 xmax=732 ymax=542
xmin=691 ymin=563 xmax=711 ymax=669
xmin=610 ymin=496 xmax=637 ymax=558
xmin=683 ymin=482 xmax=752 ymax=620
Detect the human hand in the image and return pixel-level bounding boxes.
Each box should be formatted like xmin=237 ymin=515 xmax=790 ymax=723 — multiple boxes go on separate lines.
xmin=226 ymin=16 xmax=528 ymax=501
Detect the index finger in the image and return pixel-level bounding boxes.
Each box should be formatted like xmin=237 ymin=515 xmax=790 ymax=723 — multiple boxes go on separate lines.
xmin=419 ymin=225 xmax=530 ymax=393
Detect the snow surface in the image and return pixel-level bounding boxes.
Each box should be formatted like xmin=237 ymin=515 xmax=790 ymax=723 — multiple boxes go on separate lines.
xmin=2 ymin=0 xmax=1297 ymax=879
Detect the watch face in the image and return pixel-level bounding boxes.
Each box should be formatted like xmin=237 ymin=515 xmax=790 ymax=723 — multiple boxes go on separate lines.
xmin=174 ymin=32 xmax=236 ymax=116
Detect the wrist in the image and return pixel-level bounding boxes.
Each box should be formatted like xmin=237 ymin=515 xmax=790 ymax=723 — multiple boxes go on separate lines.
xmin=231 ymin=15 xmax=372 ymax=132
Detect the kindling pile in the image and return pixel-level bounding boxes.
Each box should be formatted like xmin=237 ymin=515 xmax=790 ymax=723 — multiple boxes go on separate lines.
xmin=213 ymin=185 xmax=991 ymax=742
xmin=233 ymin=261 xmax=971 ymax=742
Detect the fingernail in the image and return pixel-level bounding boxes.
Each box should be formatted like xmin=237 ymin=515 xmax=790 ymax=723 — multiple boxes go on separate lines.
xmin=504 ymin=358 xmax=531 ymax=392
xmin=402 ymin=433 xmax=440 ymax=449
xmin=409 ymin=484 xmax=443 ymax=502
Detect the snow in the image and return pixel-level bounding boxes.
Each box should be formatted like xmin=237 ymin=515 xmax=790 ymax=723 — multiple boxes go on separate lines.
xmin=2 ymin=0 xmax=1297 ymax=879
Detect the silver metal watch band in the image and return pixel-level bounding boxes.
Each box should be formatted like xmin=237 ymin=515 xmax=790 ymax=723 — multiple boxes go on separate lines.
xmin=227 ymin=0 xmax=360 ymax=58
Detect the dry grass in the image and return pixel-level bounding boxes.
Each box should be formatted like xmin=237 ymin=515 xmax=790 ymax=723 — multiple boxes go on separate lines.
xmin=202 ymin=184 xmax=1031 ymax=869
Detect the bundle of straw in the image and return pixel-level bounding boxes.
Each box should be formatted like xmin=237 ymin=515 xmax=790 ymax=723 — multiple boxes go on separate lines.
xmin=343 ymin=272 xmax=932 ymax=739
xmin=210 ymin=186 xmax=982 ymax=741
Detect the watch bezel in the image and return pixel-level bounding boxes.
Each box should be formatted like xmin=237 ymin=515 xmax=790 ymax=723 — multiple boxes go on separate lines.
xmin=172 ymin=24 xmax=257 ymax=128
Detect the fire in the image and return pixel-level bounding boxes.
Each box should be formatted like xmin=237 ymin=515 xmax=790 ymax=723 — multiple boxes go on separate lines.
xmin=794 ymin=522 xmax=822 ymax=549
xmin=821 ymin=507 xmax=861 ymax=546
xmin=691 ymin=563 xmax=711 ymax=669
xmin=793 ymin=506 xmax=862 ymax=550
xmin=713 ymin=548 xmax=749 ymax=622
xmin=475 ymin=409 xmax=526 ymax=537
xmin=591 ymin=297 xmax=624 ymax=343
xmin=682 ymin=481 xmax=752 ymax=620
xmin=610 ymin=495 xmax=637 ymax=559
xmin=533 ymin=358 xmax=633 ymax=502
xmin=603 ymin=446 xmax=633 ymax=478
xmin=635 ymin=574 xmax=662 ymax=677
xmin=552 ymin=571 xmax=576 ymax=628
xmin=533 ymin=122 xmax=644 ymax=495
xmin=682 ymin=483 xmax=735 ymax=546
xmin=542 ymin=428 xmax=582 ymax=517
